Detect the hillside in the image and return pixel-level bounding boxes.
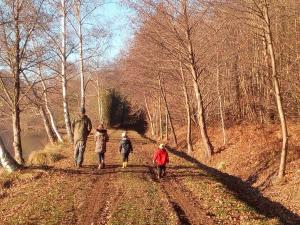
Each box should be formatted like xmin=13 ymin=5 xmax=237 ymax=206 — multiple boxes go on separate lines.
xmin=175 ymin=121 xmax=300 ymax=217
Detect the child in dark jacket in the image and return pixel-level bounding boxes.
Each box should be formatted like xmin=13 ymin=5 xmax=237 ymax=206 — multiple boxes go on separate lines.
xmin=153 ymin=144 xmax=169 ymax=179
xmin=119 ymin=132 xmax=133 ymax=168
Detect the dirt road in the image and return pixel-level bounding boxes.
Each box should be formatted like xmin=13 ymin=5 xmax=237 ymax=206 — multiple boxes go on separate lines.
xmin=0 ymin=130 xmax=296 ymax=224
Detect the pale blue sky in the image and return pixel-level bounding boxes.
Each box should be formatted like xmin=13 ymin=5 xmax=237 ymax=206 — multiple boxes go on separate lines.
xmin=94 ymin=1 xmax=134 ymax=61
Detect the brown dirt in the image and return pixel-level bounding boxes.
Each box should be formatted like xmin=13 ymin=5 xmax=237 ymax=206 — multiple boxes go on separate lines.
xmin=0 ymin=129 xmax=294 ymax=225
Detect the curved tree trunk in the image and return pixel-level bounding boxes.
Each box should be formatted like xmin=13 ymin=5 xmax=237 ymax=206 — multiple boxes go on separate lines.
xmin=23 ymin=73 xmax=58 ymax=145
xmin=39 ymin=66 xmax=63 ymax=143
xmin=0 ymin=136 xmax=20 ymax=172
xmin=191 ymin=74 xmax=213 ymax=158
xmin=40 ymin=106 xmax=57 ymax=144
xmin=43 ymin=92 xmax=63 ymax=143
xmin=263 ymin=3 xmax=288 ymax=179
xmin=182 ymin=0 xmax=213 ymax=158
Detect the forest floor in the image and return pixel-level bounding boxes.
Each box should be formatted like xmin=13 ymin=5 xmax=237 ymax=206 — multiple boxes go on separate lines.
xmin=0 ymin=130 xmax=299 ymax=225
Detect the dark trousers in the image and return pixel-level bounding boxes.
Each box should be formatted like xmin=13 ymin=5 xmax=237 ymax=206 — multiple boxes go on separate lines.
xmin=122 ymin=152 xmax=129 ymax=162
xmin=157 ymin=165 xmax=166 ymax=178
xmin=74 ymin=141 xmax=86 ymax=166
xmin=98 ymin=152 xmax=105 ymax=163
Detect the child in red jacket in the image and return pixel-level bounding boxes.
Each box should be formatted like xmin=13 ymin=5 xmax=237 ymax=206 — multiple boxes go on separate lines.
xmin=153 ymin=144 xmax=169 ymax=179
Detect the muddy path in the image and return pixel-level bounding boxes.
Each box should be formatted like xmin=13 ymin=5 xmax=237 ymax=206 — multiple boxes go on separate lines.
xmin=138 ymin=144 xmax=216 ymax=225
xmin=75 ymin=133 xmax=215 ymax=225
xmin=0 ymin=130 xmax=288 ymax=225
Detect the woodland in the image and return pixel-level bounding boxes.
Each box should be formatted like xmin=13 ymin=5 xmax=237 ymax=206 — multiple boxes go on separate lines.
xmin=0 ymin=0 xmax=299 ymax=224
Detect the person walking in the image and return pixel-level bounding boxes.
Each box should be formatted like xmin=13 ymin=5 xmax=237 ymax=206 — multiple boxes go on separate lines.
xmin=94 ymin=124 xmax=109 ymax=169
xmin=119 ymin=132 xmax=133 ymax=168
xmin=153 ymin=144 xmax=169 ymax=179
xmin=72 ymin=107 xmax=92 ymax=168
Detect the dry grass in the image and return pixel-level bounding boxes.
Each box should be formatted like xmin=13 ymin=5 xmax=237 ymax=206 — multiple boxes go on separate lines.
xmin=175 ymin=120 xmax=300 ymax=216
xmin=28 ymin=143 xmax=66 ymax=166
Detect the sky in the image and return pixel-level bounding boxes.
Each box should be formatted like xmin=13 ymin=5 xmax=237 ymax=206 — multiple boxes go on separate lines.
xmin=92 ymin=1 xmax=135 ymax=62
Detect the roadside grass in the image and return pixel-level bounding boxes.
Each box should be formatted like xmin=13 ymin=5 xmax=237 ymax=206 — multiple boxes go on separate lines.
xmin=0 ymin=169 xmax=95 ymax=225
xmin=28 ymin=142 xmax=68 ymax=166
xmin=168 ymin=153 xmax=280 ymax=225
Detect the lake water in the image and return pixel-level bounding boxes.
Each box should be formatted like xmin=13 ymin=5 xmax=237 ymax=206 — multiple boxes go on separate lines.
xmin=0 ymin=128 xmax=48 ymax=159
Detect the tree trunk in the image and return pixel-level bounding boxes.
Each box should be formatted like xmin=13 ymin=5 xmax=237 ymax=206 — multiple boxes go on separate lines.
xmin=217 ymin=54 xmax=226 ymax=146
xmin=144 ymin=95 xmax=155 ymax=136
xmin=182 ymin=0 xmax=213 ymax=157
xmin=191 ymin=73 xmax=213 ymax=158
xmin=61 ymin=0 xmax=73 ymax=142
xmin=41 ymin=79 xmax=63 ymax=143
xmin=158 ymin=93 xmax=163 ymax=140
xmin=165 ymin=109 xmax=169 ymax=141
xmin=62 ymin=76 xmax=73 ymax=142
xmin=39 ymin=106 xmax=57 ymax=144
xmin=0 ymin=136 xmax=20 ymax=172
xmin=233 ymin=55 xmax=242 ymax=119
xmin=23 ymin=73 xmax=58 ymax=144
xmin=12 ymin=105 xmax=24 ymax=164
xmin=76 ymin=1 xmax=85 ymax=109
xmin=263 ymin=3 xmax=288 ymax=179
xmin=96 ymin=76 xmax=103 ymax=124
xmin=179 ymin=62 xmax=193 ymax=153
xmin=12 ymin=5 xmax=24 ymax=164
xmin=159 ymin=76 xmax=178 ymax=146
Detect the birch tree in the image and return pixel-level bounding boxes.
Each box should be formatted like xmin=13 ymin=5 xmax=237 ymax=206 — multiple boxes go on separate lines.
xmin=0 ymin=0 xmax=46 ymax=164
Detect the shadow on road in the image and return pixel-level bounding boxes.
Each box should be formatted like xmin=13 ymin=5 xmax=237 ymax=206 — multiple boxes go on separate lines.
xmin=167 ymin=146 xmax=300 ymax=225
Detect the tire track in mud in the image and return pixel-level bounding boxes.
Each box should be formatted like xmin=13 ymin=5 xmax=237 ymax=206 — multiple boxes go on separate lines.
xmin=140 ymin=143 xmax=216 ymax=225
xmin=79 ymin=166 xmax=123 ymax=225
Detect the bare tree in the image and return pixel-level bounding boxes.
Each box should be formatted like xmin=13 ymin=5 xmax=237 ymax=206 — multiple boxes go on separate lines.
xmin=0 ymin=0 xmax=46 ymax=164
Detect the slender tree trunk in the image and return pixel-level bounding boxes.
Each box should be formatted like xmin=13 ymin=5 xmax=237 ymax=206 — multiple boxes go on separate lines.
xmin=76 ymin=1 xmax=85 ymax=109
xmin=39 ymin=106 xmax=57 ymax=144
xmin=216 ymin=57 xmax=226 ymax=146
xmin=165 ymin=109 xmax=169 ymax=141
xmin=12 ymin=105 xmax=23 ymax=164
xmin=191 ymin=73 xmax=213 ymax=157
xmin=96 ymin=76 xmax=103 ymax=124
xmin=263 ymin=3 xmax=288 ymax=179
xmin=182 ymin=0 xmax=213 ymax=157
xmin=153 ymin=101 xmax=157 ymax=136
xmin=233 ymin=55 xmax=242 ymax=119
xmin=159 ymin=76 xmax=178 ymax=146
xmin=23 ymin=73 xmax=58 ymax=144
xmin=158 ymin=93 xmax=163 ymax=140
xmin=179 ymin=62 xmax=193 ymax=153
xmin=12 ymin=4 xmax=24 ymax=164
xmin=144 ymin=95 xmax=155 ymax=136
xmin=0 ymin=136 xmax=20 ymax=172
xmin=61 ymin=0 xmax=73 ymax=142
xmin=41 ymin=79 xmax=63 ymax=143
